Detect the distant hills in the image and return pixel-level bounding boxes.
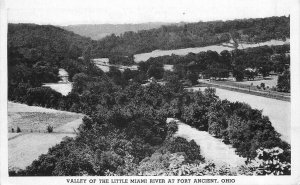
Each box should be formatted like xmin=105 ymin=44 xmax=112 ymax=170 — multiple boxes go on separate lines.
xmin=62 ymin=22 xmax=177 ymax=40
xmin=88 ymin=16 xmax=290 ymax=57
xmin=8 ymin=16 xmax=290 ymax=61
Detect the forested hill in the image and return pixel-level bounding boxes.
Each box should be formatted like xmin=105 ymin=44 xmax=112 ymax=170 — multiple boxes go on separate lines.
xmin=90 ymin=16 xmax=290 ymax=57
xmin=8 ymin=23 xmax=93 ymax=92
xmin=62 ymin=22 xmax=175 ymax=40
xmin=8 ymin=24 xmax=92 ymax=64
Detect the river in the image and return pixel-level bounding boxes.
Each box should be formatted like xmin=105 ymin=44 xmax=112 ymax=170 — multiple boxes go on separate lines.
xmin=187 ymin=87 xmax=290 ymax=143
xmin=93 ymin=58 xmax=174 ymax=72
xmin=43 ymin=68 xmax=72 ymax=96
xmin=167 ymin=118 xmax=246 ymax=167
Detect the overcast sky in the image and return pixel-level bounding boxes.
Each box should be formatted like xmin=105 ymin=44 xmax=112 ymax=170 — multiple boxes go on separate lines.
xmin=6 ymin=0 xmax=290 ymax=25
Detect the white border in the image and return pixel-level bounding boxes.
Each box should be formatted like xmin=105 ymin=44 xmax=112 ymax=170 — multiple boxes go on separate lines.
xmin=1 ymin=0 xmax=300 ymax=184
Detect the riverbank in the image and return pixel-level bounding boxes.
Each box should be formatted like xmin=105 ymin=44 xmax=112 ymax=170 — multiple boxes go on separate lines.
xmin=187 ymin=87 xmax=290 ymax=143
xmin=168 ymin=118 xmax=246 ymax=167
xmin=197 ymin=80 xmax=290 ymax=102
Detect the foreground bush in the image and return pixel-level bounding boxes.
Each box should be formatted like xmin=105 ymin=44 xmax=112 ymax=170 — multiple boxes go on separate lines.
xmin=251 ymin=147 xmax=291 ymax=175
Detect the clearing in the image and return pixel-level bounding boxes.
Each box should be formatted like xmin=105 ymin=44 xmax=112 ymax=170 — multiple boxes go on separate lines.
xmin=234 ymin=75 xmax=278 ymax=88
xmin=8 ymin=102 xmax=84 ymax=170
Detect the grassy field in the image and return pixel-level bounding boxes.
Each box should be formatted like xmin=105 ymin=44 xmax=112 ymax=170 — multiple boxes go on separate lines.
xmin=9 ymin=133 xmax=75 ymax=170
xmin=8 ymin=112 xmax=81 ymax=133
xmin=234 ymin=75 xmax=278 ymax=88
xmin=198 ymin=79 xmax=290 ymax=101
xmin=8 ymin=102 xmax=84 ymax=170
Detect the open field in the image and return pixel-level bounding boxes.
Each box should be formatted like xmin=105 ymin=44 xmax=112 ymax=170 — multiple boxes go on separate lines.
xmin=8 ymin=102 xmax=82 ymax=114
xmin=9 ymin=133 xmax=75 ymax=170
xmin=163 ymin=64 xmax=174 ymax=71
xmin=8 ymin=102 xmax=84 ymax=170
xmin=169 ymin=118 xmax=246 ymax=167
xmin=8 ymin=112 xmax=81 ymax=133
xmin=234 ymin=75 xmax=278 ymax=88
xmin=198 ymin=79 xmax=290 ymax=101
xmin=188 ymin=87 xmax=291 ymax=143
xmin=134 ymin=39 xmax=289 ymax=62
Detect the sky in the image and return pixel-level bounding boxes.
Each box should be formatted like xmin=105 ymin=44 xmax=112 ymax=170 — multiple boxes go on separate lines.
xmin=5 ymin=0 xmax=291 ymax=25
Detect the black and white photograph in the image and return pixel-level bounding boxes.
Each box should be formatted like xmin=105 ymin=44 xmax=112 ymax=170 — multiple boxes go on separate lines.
xmin=0 ymin=0 xmax=299 ymax=184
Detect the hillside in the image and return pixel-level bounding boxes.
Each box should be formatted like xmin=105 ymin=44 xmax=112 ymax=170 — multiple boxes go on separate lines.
xmin=90 ymin=16 xmax=290 ymax=57
xmin=62 ymin=22 xmax=175 ymax=40
xmin=8 ymin=24 xmax=92 ymax=64
xmin=8 ymin=23 xmax=93 ymax=98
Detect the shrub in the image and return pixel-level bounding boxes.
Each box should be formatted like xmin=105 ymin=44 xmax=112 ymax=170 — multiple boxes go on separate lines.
xmin=16 ymin=127 xmax=21 ymax=133
xmin=166 ymin=120 xmax=178 ymax=137
xmin=97 ymin=151 xmax=124 ymax=173
xmin=47 ymin=125 xmax=54 ymax=133
xmin=167 ymin=137 xmax=204 ymax=162
xmin=252 ymin=147 xmax=291 ymax=175
xmin=277 ymin=70 xmax=290 ymax=92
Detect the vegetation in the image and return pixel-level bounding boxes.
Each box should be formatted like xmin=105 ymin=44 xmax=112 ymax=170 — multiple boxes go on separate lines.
xmin=16 ymin=127 xmax=21 ymax=133
xmin=90 ymin=16 xmax=290 ymax=57
xmin=277 ymin=70 xmax=290 ymax=92
xmin=8 ymin=24 xmax=92 ymax=102
xmin=8 ymin=19 xmax=291 ymax=176
xmin=139 ymin=44 xmax=290 ymax=91
xmin=47 ymin=125 xmax=54 ymax=133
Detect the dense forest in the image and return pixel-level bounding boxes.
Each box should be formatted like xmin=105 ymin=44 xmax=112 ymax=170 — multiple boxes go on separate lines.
xmin=89 ymin=16 xmax=290 ymax=57
xmin=8 ymin=17 xmax=291 ymax=176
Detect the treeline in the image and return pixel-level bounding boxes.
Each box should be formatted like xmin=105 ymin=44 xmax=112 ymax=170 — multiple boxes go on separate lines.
xmin=90 ymin=16 xmax=290 ymax=57
xmin=108 ymin=55 xmax=135 ymax=66
xmin=139 ymin=44 xmax=290 ymax=91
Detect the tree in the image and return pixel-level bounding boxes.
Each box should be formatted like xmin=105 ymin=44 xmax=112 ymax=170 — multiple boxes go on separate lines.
xmin=72 ymin=73 xmax=90 ymax=94
xmin=83 ymin=45 xmax=92 ymax=62
xmin=252 ymin=147 xmax=291 ymax=175
xmin=277 ymin=70 xmax=290 ymax=92
xmin=233 ymin=69 xmax=244 ymax=81
xmin=68 ymin=43 xmax=82 ymax=59
xmin=167 ymin=137 xmax=204 ymax=162
xmin=147 ymin=65 xmax=164 ymax=79
xmin=186 ymin=71 xmax=198 ymax=85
